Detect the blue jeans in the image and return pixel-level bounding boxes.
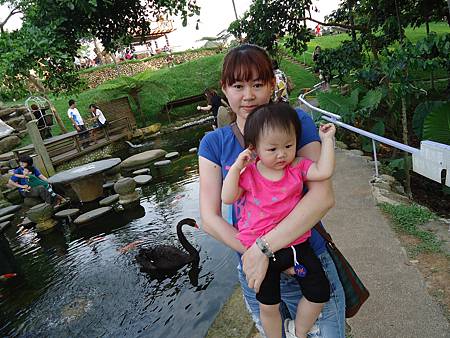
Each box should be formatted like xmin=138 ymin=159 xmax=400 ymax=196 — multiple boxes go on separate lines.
xmin=238 ymin=250 xmax=345 ymax=338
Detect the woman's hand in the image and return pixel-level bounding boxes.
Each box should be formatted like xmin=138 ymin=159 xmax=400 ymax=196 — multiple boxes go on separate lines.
xmin=242 ymin=243 xmax=268 ymax=293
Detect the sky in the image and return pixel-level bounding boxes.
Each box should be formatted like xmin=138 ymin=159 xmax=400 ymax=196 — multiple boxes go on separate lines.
xmin=0 ymin=0 xmax=340 ymax=52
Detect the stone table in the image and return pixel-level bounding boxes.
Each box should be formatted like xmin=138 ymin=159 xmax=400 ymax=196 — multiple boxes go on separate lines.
xmin=48 ymin=158 xmax=121 ymax=202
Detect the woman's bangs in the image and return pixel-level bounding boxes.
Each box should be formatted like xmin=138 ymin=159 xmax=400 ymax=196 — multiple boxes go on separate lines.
xmin=222 ymin=49 xmax=273 ymax=86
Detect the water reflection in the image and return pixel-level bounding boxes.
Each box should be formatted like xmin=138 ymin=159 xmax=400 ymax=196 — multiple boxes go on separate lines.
xmin=0 ymin=124 xmax=238 ymax=337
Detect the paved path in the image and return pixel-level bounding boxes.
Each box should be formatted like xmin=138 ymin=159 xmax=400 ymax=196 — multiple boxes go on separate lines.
xmin=208 ymin=149 xmax=449 ymax=338
xmin=324 ymin=149 xmax=449 ymax=337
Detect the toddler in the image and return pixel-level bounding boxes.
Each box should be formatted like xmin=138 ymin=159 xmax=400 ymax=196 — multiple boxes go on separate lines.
xmin=222 ymin=102 xmax=336 ymax=338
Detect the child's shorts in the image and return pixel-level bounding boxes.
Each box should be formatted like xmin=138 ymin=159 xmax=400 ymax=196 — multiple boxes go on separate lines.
xmin=256 ymin=240 xmax=330 ymax=305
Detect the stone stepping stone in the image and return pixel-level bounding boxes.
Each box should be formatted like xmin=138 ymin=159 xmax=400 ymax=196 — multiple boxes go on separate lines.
xmin=189 ymin=147 xmax=198 ymax=154
xmin=0 ymin=220 xmax=11 ymax=233
xmin=165 ymin=152 xmax=180 ymax=160
xmin=154 ymin=160 xmax=171 ymax=167
xmin=103 ymin=181 xmax=115 ymax=190
xmin=121 ymin=149 xmax=167 ymax=170
xmin=0 ymin=205 xmax=21 ymax=217
xmin=19 ymin=217 xmax=34 ymax=227
xmin=99 ymin=194 xmax=120 ymax=206
xmin=134 ymin=175 xmax=152 ymax=186
xmin=0 ymin=214 xmax=14 ymax=222
xmin=54 ymin=209 xmax=80 ymax=221
xmin=132 ymin=168 xmax=151 ymax=176
xmin=74 ymin=207 xmax=112 ymax=225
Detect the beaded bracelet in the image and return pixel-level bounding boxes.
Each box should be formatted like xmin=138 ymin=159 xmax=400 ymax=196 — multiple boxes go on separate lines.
xmin=256 ymin=236 xmax=276 ymax=261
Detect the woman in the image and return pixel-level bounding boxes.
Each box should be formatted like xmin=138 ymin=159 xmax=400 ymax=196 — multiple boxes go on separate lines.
xmin=198 ymin=44 xmax=345 ymax=337
xmin=88 ymin=104 xmax=107 ymax=144
xmin=197 ymin=89 xmax=227 ymax=129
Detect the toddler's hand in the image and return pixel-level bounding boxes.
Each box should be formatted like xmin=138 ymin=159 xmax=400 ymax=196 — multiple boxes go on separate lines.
xmin=234 ymin=147 xmax=256 ymax=170
xmin=319 ymin=123 xmax=336 ymax=140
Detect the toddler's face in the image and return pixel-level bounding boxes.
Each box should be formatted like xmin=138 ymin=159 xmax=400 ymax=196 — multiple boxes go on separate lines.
xmin=256 ymin=125 xmax=297 ymax=170
xmin=23 ymin=168 xmax=30 ymax=175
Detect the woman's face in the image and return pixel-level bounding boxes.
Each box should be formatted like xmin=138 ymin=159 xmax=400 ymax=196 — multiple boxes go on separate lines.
xmin=90 ymin=106 xmax=95 ymax=113
xmin=222 ymin=77 xmax=274 ymax=121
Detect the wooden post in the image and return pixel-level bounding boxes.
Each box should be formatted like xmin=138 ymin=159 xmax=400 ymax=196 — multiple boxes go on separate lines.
xmin=27 ymin=120 xmax=55 ymax=176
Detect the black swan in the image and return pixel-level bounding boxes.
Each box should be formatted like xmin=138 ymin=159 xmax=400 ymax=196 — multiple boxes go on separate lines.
xmin=135 ymin=218 xmax=199 ymax=271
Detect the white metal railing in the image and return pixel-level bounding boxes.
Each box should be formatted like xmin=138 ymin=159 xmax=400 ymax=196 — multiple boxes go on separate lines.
xmin=298 ymin=85 xmax=449 ymax=186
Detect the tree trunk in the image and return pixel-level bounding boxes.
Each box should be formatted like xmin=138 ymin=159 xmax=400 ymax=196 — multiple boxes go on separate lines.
xmin=347 ymin=0 xmax=357 ymax=42
xmin=93 ymin=38 xmax=105 ymax=65
xmin=401 ymin=96 xmax=411 ymax=198
xmin=28 ymin=75 xmax=67 ymax=133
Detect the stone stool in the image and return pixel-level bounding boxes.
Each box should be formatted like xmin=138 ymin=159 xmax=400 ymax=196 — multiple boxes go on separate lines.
xmin=132 ymin=168 xmax=151 ymax=176
xmin=133 ymin=175 xmax=152 ymax=186
xmin=114 ymin=177 xmax=140 ymax=207
xmin=74 ymin=207 xmax=113 ymax=225
xmin=99 ymin=194 xmax=120 ymax=206
xmin=165 ymin=152 xmax=180 ymax=160
xmin=189 ymin=147 xmax=198 ymax=154
xmin=27 ymin=203 xmax=56 ymax=232
xmin=0 ymin=220 xmax=11 ymax=233
xmin=54 ymin=209 xmax=80 ymax=223
xmin=153 ymin=159 xmax=172 ymax=176
xmin=0 ymin=205 xmax=21 ymax=218
xmin=102 ymin=181 xmax=116 ymax=194
xmin=0 ymin=214 xmax=15 ymax=222
xmin=104 ymin=165 xmax=122 ymax=182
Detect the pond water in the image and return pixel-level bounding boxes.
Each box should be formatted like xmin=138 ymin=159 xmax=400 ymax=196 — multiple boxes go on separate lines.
xmin=0 ymin=123 xmax=239 ymax=337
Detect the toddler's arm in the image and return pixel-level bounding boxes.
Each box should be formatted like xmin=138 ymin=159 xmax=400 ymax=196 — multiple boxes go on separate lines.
xmin=13 ymin=173 xmax=28 ymax=179
xmin=221 ymin=147 xmax=254 ymax=204
xmin=306 ymin=123 xmax=336 ymax=181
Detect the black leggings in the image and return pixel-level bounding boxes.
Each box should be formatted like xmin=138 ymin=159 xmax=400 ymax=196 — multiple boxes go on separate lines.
xmin=256 ymin=241 xmax=330 ymax=305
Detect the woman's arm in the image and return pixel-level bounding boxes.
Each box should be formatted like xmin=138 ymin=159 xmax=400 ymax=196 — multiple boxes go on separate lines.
xmin=199 ymin=156 xmax=246 ymax=254
xmin=197 ymin=105 xmax=212 ymax=112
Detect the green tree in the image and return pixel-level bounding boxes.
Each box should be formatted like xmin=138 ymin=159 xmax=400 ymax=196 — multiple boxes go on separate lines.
xmin=0 ymin=0 xmax=200 ymax=98
xmin=228 ymin=0 xmax=314 ymax=56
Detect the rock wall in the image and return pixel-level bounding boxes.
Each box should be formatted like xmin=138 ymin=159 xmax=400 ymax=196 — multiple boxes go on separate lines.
xmin=0 ymin=103 xmax=34 ymax=154
xmin=80 ymin=49 xmax=221 ymax=89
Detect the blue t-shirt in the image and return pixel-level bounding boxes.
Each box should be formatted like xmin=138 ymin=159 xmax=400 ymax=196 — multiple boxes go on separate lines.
xmin=199 ymin=108 xmax=327 ymax=255
xmin=11 ymin=166 xmax=42 ymax=193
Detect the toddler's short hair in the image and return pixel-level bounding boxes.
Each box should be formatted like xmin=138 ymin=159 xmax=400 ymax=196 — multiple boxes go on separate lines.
xmin=243 ymin=103 xmax=302 ymax=148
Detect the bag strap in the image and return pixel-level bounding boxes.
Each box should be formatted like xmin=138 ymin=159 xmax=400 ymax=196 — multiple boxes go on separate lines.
xmin=313 ymin=223 xmax=334 ymax=244
xmin=230 ymin=122 xmax=245 ymax=148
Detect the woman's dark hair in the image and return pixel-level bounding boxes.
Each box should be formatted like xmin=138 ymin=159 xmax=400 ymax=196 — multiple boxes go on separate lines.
xmin=243 ymin=103 xmax=301 ymax=148
xmin=221 ymin=44 xmax=274 ymax=87
xmin=203 ymin=89 xmax=217 ymax=104
xmin=18 ymin=154 xmax=33 ymax=167
xmin=89 ymin=104 xmax=99 ymax=110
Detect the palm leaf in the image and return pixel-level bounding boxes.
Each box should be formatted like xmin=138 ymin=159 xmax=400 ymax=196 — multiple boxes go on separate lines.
xmin=317 ymin=91 xmax=353 ymax=115
xmin=412 ymin=101 xmax=445 ymax=139
xmin=358 ymin=88 xmax=383 ymax=110
xmin=423 ymin=102 xmax=450 ymax=145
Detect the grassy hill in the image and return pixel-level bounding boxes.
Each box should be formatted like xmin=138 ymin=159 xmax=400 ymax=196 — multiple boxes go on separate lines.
xmin=46 ymin=52 xmax=317 ymax=137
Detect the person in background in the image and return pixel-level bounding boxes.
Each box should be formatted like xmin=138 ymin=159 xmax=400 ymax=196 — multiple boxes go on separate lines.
xmin=8 ymin=155 xmax=66 ymax=206
xmin=272 ymin=60 xmax=289 ymax=103
xmin=197 ymin=89 xmax=227 ymax=129
xmin=68 ymin=99 xmax=89 ymax=146
xmin=88 ymin=104 xmax=107 ymax=144
xmin=30 ymin=104 xmax=52 ymax=138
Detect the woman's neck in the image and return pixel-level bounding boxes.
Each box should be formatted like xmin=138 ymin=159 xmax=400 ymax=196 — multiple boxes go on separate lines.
xmin=236 ymin=117 xmax=245 ymax=134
